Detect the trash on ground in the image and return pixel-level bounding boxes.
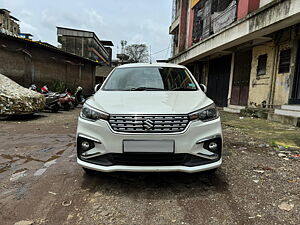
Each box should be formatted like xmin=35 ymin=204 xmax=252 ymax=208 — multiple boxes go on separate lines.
xmin=278 ymin=202 xmax=294 ymax=211
xmin=62 ymin=200 xmax=72 ymax=207
xmin=253 ymin=170 xmax=265 ymax=174
xmin=14 ymin=220 xmax=34 ymax=225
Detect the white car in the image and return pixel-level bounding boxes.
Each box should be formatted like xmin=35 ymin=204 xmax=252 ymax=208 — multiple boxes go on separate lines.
xmin=76 ymin=63 xmax=223 ymax=173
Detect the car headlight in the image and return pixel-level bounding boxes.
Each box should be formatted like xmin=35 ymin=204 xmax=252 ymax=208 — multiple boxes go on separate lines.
xmin=189 ymin=103 xmax=219 ymax=122
xmin=80 ymin=105 xmax=109 ymax=121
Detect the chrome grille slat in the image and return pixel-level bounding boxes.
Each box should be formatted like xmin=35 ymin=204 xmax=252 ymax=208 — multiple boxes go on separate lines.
xmin=109 ymin=114 xmax=189 ymax=133
xmin=110 ymin=121 xmax=188 ymax=125
xmin=110 ymin=118 xmax=188 ymax=121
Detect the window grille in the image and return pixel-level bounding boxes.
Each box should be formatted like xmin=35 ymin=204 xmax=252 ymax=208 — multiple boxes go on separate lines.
xmin=278 ymin=49 xmax=291 ymax=74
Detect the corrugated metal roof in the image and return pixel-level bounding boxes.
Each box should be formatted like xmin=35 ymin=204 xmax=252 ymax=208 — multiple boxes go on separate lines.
xmin=0 ymin=32 xmax=100 ymax=65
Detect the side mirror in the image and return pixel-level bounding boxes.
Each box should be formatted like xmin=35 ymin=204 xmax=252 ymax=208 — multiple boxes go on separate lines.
xmin=199 ymin=84 xmax=207 ymax=93
xmin=94 ymin=83 xmax=102 ymax=93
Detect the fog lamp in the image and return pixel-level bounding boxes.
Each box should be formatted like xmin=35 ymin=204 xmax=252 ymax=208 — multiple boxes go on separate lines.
xmin=208 ymin=142 xmax=218 ymax=151
xmin=77 ymin=137 xmax=95 ymax=158
xmin=81 ymin=141 xmax=90 ymax=151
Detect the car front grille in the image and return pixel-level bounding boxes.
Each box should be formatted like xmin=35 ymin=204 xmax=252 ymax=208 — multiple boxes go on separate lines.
xmin=108 ymin=114 xmax=190 ymax=133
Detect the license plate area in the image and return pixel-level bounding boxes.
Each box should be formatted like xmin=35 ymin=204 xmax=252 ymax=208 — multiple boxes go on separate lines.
xmin=123 ymin=140 xmax=174 ymax=153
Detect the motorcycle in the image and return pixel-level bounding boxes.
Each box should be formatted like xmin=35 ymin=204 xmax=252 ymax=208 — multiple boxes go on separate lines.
xmin=44 ymin=92 xmax=60 ymax=113
xmin=58 ymin=88 xmax=76 ymax=111
xmin=74 ymin=86 xmax=85 ymax=107
xmin=30 ymin=85 xmax=60 ymax=113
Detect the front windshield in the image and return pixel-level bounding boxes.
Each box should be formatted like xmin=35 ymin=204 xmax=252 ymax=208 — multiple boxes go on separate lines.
xmin=103 ymin=67 xmax=198 ymax=91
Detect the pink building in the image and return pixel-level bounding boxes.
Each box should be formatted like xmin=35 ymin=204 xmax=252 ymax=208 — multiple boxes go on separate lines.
xmin=168 ymin=0 xmax=300 ymax=126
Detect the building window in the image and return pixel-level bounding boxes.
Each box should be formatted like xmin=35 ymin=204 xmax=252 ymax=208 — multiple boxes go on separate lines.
xmin=212 ymin=0 xmax=233 ymax=12
xmin=257 ymin=54 xmax=267 ymax=76
xmin=278 ymin=49 xmax=291 ymax=73
xmin=173 ymin=29 xmax=179 ymax=47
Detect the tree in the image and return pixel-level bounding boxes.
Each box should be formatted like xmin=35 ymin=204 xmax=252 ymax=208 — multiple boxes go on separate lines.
xmin=125 ymin=44 xmax=149 ymax=63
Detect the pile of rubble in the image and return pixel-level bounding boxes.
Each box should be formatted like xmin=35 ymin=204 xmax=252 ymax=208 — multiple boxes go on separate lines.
xmin=0 ymin=74 xmax=45 ymax=115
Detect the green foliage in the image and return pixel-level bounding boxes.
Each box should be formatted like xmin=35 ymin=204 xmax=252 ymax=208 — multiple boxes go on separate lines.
xmin=50 ymin=80 xmax=66 ymax=93
xmin=125 ymin=44 xmax=149 ymax=63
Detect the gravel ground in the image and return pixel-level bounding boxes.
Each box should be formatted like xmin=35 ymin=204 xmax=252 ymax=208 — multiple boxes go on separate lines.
xmin=0 ymin=109 xmax=299 ymax=225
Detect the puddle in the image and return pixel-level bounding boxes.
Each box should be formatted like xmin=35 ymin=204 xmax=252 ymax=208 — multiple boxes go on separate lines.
xmin=56 ymin=150 xmax=65 ymax=156
xmin=1 ymin=154 xmax=16 ymax=160
xmin=0 ymin=163 xmax=11 ymax=173
xmin=34 ymin=159 xmax=57 ymax=176
xmin=1 ymin=153 xmax=63 ymax=164
xmin=10 ymin=170 xmax=27 ymax=181
xmin=45 ymin=155 xmax=60 ymax=162
xmin=68 ymin=154 xmax=76 ymax=158
xmin=34 ymin=168 xmax=47 ymax=176
xmin=13 ymin=168 xmax=28 ymax=174
xmin=1 ymin=146 xmax=67 ymax=174
xmin=16 ymin=185 xmax=28 ymax=200
xmin=38 ymin=147 xmax=54 ymax=153
xmin=44 ymin=159 xmax=57 ymax=168
xmin=66 ymin=143 xmax=74 ymax=147
xmin=0 ymin=154 xmax=44 ymax=163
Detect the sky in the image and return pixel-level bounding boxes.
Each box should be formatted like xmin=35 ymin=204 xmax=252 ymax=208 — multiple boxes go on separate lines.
xmin=0 ymin=0 xmax=173 ymax=61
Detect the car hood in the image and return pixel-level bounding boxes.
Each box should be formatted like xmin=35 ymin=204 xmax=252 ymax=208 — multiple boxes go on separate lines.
xmin=86 ymin=91 xmax=213 ymax=115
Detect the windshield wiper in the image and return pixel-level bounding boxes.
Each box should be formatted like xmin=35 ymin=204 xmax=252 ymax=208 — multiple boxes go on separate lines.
xmin=172 ymin=87 xmax=197 ymax=91
xmin=128 ymin=87 xmax=165 ymax=91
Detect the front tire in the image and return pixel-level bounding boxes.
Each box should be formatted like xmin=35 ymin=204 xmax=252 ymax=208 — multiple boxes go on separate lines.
xmin=82 ymin=167 xmax=96 ymax=175
xmin=63 ymin=103 xmax=71 ymax=111
xmin=51 ymin=104 xmax=59 ymax=113
xmin=206 ymin=168 xmax=218 ymax=175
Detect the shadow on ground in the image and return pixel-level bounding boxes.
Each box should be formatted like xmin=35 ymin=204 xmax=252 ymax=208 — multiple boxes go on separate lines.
xmin=80 ymin=169 xmax=228 ymax=200
xmin=0 ymin=113 xmax=49 ymax=121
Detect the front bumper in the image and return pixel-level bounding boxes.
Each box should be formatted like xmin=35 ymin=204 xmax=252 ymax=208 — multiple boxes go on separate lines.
xmin=78 ymin=158 xmax=222 ymax=173
xmin=76 ymin=116 xmax=223 ymax=173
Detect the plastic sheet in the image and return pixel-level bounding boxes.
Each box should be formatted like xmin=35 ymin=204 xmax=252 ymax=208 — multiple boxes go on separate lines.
xmin=0 ymin=74 xmax=45 ymax=115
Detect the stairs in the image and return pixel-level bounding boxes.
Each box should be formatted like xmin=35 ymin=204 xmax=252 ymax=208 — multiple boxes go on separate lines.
xmin=268 ymin=105 xmax=300 ymax=127
xmin=223 ymin=105 xmax=245 ymax=114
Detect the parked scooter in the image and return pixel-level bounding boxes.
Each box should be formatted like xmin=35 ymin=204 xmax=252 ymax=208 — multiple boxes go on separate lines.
xmin=28 ymin=85 xmax=60 ymax=113
xmin=29 ymin=84 xmax=37 ymax=91
xmin=58 ymin=88 xmax=75 ymax=111
xmin=44 ymin=92 xmax=60 ymax=113
xmin=40 ymin=85 xmax=60 ymax=113
xmin=74 ymin=86 xmax=85 ymax=107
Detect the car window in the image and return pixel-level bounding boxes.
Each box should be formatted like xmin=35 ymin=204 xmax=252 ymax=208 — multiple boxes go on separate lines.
xmin=103 ymin=67 xmax=198 ymax=91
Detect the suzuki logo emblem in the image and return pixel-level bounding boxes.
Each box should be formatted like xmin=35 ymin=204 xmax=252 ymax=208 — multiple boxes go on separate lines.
xmin=143 ymin=119 xmax=154 ymax=130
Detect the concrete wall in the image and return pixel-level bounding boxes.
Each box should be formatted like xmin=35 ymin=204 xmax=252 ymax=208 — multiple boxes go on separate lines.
xmin=248 ymin=42 xmax=275 ymax=107
xmin=0 ymin=36 xmax=96 ymax=95
xmin=260 ymin=0 xmax=274 ymax=8
xmin=273 ymin=43 xmax=292 ymax=106
xmin=248 ymin=27 xmax=298 ymax=107
xmin=96 ymin=66 xmax=113 ymax=78
xmin=0 ymin=12 xmax=20 ymax=35
xmin=235 ymin=0 xmax=260 ymax=22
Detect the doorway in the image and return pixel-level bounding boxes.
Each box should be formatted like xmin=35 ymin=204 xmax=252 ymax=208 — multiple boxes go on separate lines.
xmin=207 ymin=55 xmax=231 ymax=107
xmin=290 ymin=41 xmax=300 ymax=104
xmin=230 ymin=50 xmax=252 ymax=106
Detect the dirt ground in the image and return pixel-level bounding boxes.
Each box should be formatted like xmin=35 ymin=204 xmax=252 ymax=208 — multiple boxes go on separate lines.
xmin=0 ymin=109 xmax=299 ymax=225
